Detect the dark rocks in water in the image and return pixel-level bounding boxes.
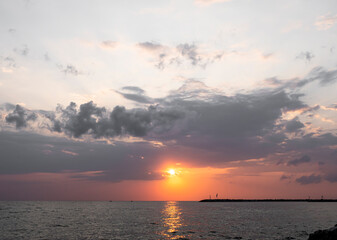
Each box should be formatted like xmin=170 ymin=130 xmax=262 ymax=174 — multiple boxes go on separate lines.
xmin=308 ymin=224 xmax=337 ymax=240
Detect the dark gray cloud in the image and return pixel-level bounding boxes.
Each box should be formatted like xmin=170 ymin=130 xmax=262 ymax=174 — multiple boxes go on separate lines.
xmin=280 ymin=174 xmax=292 ymax=181
xmin=71 ymin=164 xmax=163 ymax=182
xmin=135 ymin=87 xmax=307 ymax=164
xmin=5 ymin=105 xmax=37 ymax=128
xmin=296 ymin=67 xmax=337 ymax=87
xmin=0 ymin=131 xmax=163 ymax=182
xmin=2 ymin=81 xmax=337 ymax=180
xmin=1 ymin=102 xmax=16 ymax=111
xmin=285 ymin=133 xmax=337 ymax=151
xmin=324 ymin=173 xmax=337 ymax=183
xmin=138 ymin=42 xmax=163 ymax=51
xmin=315 ymin=67 xmax=337 ymax=86
xmin=287 ymin=155 xmax=311 ymax=166
xmin=182 ymin=91 xmax=306 ymax=138
xmin=2 ymin=83 xmax=311 ymax=165
xmin=296 ymin=51 xmax=315 ymax=62
xmin=56 ymin=101 xmax=106 ymax=138
xmin=264 ymin=67 xmax=337 ymax=90
xmin=285 ymin=118 xmax=305 ymax=132
xmin=44 ymin=101 xmax=184 ymax=138
xmin=117 ymin=86 xmax=153 ymax=103
xmin=296 ymin=174 xmax=322 ymax=185
xmin=117 ymin=92 xmax=153 ymax=103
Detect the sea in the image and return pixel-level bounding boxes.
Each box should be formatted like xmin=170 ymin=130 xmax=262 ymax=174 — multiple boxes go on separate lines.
xmin=1 ymin=201 xmax=336 ymax=240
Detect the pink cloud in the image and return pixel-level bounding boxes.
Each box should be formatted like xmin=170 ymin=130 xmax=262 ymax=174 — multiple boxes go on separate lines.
xmin=315 ymin=14 xmax=337 ymax=30
xmin=61 ymin=150 xmax=79 ymax=156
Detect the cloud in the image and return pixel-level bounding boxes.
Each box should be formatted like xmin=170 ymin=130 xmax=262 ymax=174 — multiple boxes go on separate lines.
xmin=289 ymin=67 xmax=337 ymax=88
xmin=42 ymin=101 xmax=184 ymax=139
xmin=122 ymin=86 xmax=146 ymax=94
xmin=322 ymin=104 xmax=337 ymax=112
xmin=117 ymin=92 xmax=153 ymax=104
xmin=280 ymin=174 xmax=292 ymax=181
xmin=71 ymin=167 xmax=163 ymax=182
xmin=58 ymin=65 xmax=83 ymax=76
xmin=285 ymin=118 xmax=305 ymax=132
xmin=0 ymin=56 xmax=17 ymax=73
xmin=287 ymin=155 xmax=311 ymax=166
xmin=137 ymin=41 xmax=223 ymax=69
xmin=0 ymin=131 xmax=164 ymax=182
xmin=5 ymin=105 xmax=37 ymax=128
xmin=116 ymin=86 xmax=154 ymax=104
xmin=176 ymin=43 xmax=201 ymax=66
xmin=1 ymin=79 xmax=337 ymax=175
xmin=55 ymin=101 xmax=106 ymax=138
xmin=296 ymin=51 xmax=315 ymax=62
xmin=270 ymin=67 xmax=337 ymax=89
xmin=285 ymin=133 xmax=337 ymax=151
xmin=301 ymin=105 xmax=320 ymax=115
xmin=1 ymin=103 xmax=16 ymax=111
xmin=296 ymin=174 xmax=322 ymax=185
xmin=138 ymin=42 xmax=163 ymax=51
xmin=315 ymin=14 xmax=337 ymax=30
xmin=61 ymin=150 xmax=79 ymax=156
xmin=2 ymin=81 xmax=310 ymax=158
xmin=13 ymin=45 xmax=29 ymax=56
xmin=324 ymin=173 xmax=337 ymax=183
xmin=312 ymin=67 xmax=337 ymax=86
xmin=100 ymin=41 xmax=118 ymax=49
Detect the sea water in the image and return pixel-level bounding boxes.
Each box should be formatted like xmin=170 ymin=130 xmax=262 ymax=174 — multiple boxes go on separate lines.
xmin=1 ymin=201 xmax=337 ymax=239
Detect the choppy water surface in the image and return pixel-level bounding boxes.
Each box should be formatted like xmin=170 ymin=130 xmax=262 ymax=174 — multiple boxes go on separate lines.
xmin=1 ymin=201 xmax=337 ymax=239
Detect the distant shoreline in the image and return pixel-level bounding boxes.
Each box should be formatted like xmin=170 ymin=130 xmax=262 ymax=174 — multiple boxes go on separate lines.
xmin=199 ymin=199 xmax=337 ymax=202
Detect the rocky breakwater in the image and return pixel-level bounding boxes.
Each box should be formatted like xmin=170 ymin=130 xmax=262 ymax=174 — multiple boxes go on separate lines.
xmin=308 ymin=224 xmax=337 ymax=240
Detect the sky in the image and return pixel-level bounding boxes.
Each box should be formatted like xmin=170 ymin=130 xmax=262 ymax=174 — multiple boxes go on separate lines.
xmin=0 ymin=0 xmax=337 ymax=201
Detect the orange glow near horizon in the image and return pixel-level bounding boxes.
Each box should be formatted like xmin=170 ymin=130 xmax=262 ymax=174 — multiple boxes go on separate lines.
xmin=153 ymin=164 xmax=237 ymax=201
xmin=1 ymin=165 xmax=337 ymax=201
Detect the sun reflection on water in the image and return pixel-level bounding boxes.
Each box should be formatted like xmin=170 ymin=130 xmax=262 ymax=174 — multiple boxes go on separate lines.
xmin=161 ymin=201 xmax=185 ymax=239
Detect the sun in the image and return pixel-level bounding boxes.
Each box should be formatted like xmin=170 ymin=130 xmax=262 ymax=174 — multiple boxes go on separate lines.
xmin=167 ymin=169 xmax=176 ymax=176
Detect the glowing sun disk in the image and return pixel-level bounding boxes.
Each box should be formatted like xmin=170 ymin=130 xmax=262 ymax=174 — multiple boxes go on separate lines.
xmin=168 ymin=169 xmax=176 ymax=176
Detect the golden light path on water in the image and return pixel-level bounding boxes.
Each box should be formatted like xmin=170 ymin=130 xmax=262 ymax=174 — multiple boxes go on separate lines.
xmin=161 ymin=201 xmax=186 ymax=239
